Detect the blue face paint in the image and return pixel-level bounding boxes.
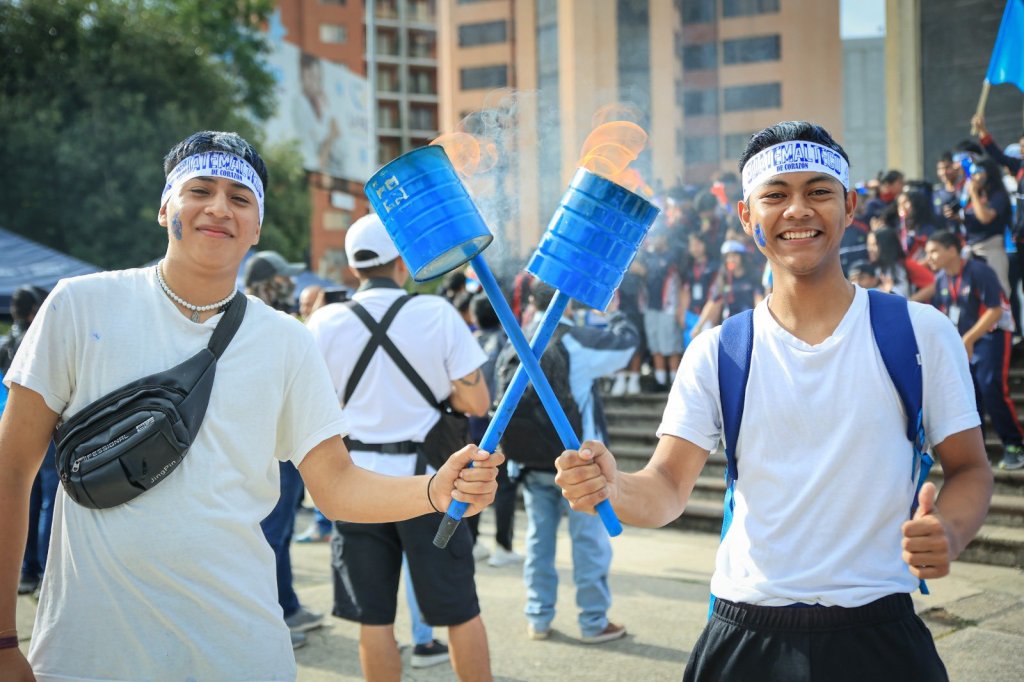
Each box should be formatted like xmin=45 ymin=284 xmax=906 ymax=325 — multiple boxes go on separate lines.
xmin=754 ymin=223 xmax=767 ymax=248
xmin=172 ymin=213 xmax=183 ymax=241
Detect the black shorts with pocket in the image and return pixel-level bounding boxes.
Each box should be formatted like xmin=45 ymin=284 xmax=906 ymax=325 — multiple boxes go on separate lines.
xmin=683 ymin=593 xmax=948 ymax=682
xmin=330 ymin=512 xmax=479 ymax=627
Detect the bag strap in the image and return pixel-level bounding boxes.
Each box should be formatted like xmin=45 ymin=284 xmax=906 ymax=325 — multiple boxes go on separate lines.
xmin=342 ymin=296 xmax=437 ymax=409
xmin=206 ymin=293 xmax=247 ymax=359
xmin=717 ymin=309 xmax=754 ymax=489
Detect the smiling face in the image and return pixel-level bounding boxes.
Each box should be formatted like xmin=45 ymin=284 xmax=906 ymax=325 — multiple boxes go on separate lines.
xmin=738 ymin=171 xmax=855 ymax=280
xmin=158 ymin=176 xmax=261 ymax=273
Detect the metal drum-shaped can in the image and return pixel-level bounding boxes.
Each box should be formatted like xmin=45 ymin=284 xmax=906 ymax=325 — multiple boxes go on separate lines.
xmin=364 ymin=146 xmax=493 ymax=282
xmin=527 ymin=169 xmax=660 ymax=310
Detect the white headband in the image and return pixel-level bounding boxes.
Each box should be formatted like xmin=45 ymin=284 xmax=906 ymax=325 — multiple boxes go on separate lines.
xmin=741 ymin=141 xmax=849 ymax=199
xmin=160 ymin=151 xmax=265 ymax=225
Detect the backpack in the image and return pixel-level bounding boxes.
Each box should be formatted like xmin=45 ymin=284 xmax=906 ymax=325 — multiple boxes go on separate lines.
xmin=493 ymin=324 xmax=582 ymax=469
xmin=715 ymin=290 xmax=933 ymax=610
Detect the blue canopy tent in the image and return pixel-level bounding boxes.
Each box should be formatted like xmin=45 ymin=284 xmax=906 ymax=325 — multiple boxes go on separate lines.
xmin=0 ymin=228 xmax=102 ymax=316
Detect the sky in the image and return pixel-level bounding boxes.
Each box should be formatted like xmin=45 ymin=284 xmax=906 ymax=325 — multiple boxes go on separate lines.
xmin=841 ymin=0 xmax=886 ymax=39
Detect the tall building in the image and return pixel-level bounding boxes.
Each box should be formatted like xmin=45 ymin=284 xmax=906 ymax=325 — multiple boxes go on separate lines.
xmin=886 ymin=0 xmax=1022 ymax=181
xmin=270 ymin=0 xmax=440 ymax=282
xmin=843 ymin=37 xmax=887 ymax=184
xmin=438 ymin=0 xmax=845 ymax=261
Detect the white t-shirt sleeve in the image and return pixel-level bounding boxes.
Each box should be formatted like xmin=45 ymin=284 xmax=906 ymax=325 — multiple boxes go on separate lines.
xmin=443 ymin=305 xmax=487 ymax=383
xmin=913 ymin=303 xmax=982 ymax=448
xmin=275 ymin=334 xmax=349 ymax=466
xmin=3 ymin=279 xmax=77 ymax=416
xmin=656 ymin=327 xmax=722 ymax=452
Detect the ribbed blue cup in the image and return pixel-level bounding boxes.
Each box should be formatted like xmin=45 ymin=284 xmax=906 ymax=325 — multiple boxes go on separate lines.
xmin=527 ymin=169 xmax=660 ymax=310
xmin=364 ymin=146 xmax=493 ymax=282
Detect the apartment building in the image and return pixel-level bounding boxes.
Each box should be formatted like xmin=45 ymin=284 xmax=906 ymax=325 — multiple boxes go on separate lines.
xmin=271 ymin=0 xmax=440 ymax=281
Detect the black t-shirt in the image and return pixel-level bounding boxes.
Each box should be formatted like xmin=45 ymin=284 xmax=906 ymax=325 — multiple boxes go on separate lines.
xmin=640 ymin=249 xmax=677 ymax=312
xmin=713 ymin=268 xmax=763 ymax=320
xmin=686 ymin=258 xmax=718 ymax=314
xmin=963 ymin=189 xmax=1012 ymax=244
xmin=931 ymin=258 xmax=1008 ymax=336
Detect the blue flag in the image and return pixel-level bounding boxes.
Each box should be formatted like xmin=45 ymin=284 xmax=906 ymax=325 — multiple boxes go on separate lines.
xmin=987 ymin=0 xmax=1024 ymax=90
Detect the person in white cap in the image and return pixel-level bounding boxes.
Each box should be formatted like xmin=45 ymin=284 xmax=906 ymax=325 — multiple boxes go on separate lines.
xmin=306 ymin=213 xmax=495 ymax=681
xmin=554 ymin=121 xmax=992 ymax=680
xmin=0 ymin=131 xmax=501 ymax=682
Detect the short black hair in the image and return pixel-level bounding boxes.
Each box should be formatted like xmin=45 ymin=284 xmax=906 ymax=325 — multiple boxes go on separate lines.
xmin=11 ymin=285 xmax=45 ymax=323
xmin=938 ymin=151 xmax=954 ymax=164
xmin=927 ymin=230 xmax=961 ymax=251
xmin=529 ymin=281 xmax=557 ymax=311
xmin=354 ymin=255 xmax=400 ymax=279
xmin=738 ymin=121 xmax=849 ymax=180
xmin=470 ymin=293 xmax=499 ymax=329
xmin=163 ymin=131 xmax=268 ymax=189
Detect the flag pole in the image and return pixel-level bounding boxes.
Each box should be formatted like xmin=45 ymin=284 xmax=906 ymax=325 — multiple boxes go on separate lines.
xmin=971 ymin=80 xmax=992 ymax=135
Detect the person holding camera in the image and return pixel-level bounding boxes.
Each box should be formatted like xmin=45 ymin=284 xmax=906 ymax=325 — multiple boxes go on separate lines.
xmin=305 ymin=213 xmax=494 ymax=682
xmin=0 ymin=131 xmax=501 ymax=682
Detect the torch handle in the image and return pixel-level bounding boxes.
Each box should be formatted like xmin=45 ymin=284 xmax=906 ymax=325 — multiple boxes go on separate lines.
xmin=433 ymin=257 xmax=622 ymax=549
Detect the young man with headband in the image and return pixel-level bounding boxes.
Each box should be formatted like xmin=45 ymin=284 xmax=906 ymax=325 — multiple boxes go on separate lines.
xmin=554 ymin=121 xmax=993 ymax=680
xmin=0 ymin=130 xmax=503 ymax=681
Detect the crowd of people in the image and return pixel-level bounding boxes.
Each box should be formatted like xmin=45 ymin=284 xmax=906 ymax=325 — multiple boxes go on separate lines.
xmin=0 ymin=113 xmax=1015 ymax=680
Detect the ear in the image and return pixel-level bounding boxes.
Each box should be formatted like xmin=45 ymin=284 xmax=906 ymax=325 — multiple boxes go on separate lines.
xmin=845 ymin=189 xmax=858 ymax=225
xmin=157 ymin=202 xmax=169 ymax=228
xmin=737 ymin=199 xmax=753 ymax=237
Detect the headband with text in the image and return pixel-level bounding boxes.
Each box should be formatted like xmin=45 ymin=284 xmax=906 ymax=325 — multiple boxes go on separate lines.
xmin=160 ymin=152 xmax=265 ymax=225
xmin=741 ymin=141 xmax=849 ymax=199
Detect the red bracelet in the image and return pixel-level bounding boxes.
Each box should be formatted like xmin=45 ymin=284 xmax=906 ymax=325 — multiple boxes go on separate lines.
xmin=0 ymin=635 xmax=19 ymax=649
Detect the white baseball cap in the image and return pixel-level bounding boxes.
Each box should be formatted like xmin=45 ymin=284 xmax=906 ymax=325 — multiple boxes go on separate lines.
xmin=345 ymin=213 xmax=401 ymax=268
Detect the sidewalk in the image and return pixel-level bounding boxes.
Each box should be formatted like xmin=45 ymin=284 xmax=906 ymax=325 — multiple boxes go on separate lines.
xmin=287 ymin=510 xmax=1024 ymax=681
xmin=16 ymin=510 xmax=1024 ymax=681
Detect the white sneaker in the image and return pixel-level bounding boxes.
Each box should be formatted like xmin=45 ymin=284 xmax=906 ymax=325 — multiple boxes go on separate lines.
xmin=472 ymin=542 xmax=490 ymax=562
xmin=487 ymin=546 xmax=525 ymax=567
xmin=609 ymin=373 xmax=627 ymax=397
xmin=625 ymin=373 xmax=641 ymax=395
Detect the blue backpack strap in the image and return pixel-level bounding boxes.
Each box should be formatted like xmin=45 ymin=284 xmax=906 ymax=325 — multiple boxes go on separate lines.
xmin=867 ymin=290 xmax=933 ymax=594
xmin=712 ymin=309 xmax=754 ymax=617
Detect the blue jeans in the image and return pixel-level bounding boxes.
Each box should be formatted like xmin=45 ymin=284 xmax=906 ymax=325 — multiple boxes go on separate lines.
xmin=260 ymin=461 xmax=305 ymax=618
xmin=403 ymin=554 xmax=433 ymax=645
xmin=522 ymin=470 xmax=612 ymax=637
xmin=22 ymin=442 xmax=58 ymax=580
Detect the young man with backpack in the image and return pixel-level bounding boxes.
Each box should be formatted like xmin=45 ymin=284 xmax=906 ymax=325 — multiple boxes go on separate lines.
xmin=554 ymin=121 xmax=993 ymax=680
xmin=494 ymin=281 xmax=637 ymax=644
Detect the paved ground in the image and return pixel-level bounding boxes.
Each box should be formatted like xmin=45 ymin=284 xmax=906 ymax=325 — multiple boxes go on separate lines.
xmin=16 ymin=509 xmax=1024 ymax=681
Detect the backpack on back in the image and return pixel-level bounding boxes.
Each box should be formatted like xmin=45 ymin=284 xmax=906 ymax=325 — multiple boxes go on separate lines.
xmin=715 ymin=290 xmax=932 ymax=609
xmin=493 ymin=324 xmax=581 ymax=469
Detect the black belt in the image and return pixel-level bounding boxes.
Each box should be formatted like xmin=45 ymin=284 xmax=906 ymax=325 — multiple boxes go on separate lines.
xmin=344 ymin=438 xmax=420 ymax=455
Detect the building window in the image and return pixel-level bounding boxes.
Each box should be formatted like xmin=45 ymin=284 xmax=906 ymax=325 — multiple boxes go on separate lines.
xmin=683 ymin=43 xmax=717 ymax=70
xmin=683 ymin=89 xmax=718 ymax=116
xmin=722 ymin=0 xmax=779 ymax=19
xmin=722 ymin=35 xmax=780 ymax=64
xmin=458 ymin=20 xmax=508 ymax=47
xmin=320 ymin=0 xmax=347 ymax=5
xmin=723 ymin=82 xmax=781 ymax=111
xmin=319 ymin=24 xmax=347 ymax=44
xmin=460 ymin=65 xmax=508 ymax=90
xmin=724 ymin=132 xmax=758 ymax=159
xmin=685 ymin=136 xmax=719 ymax=164
xmin=678 ymin=0 xmax=715 ymax=23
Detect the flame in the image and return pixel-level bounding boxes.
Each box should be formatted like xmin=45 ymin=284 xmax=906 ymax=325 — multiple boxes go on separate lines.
xmin=430 ymin=132 xmax=482 ymax=177
xmin=577 ymin=120 xmax=650 ymax=194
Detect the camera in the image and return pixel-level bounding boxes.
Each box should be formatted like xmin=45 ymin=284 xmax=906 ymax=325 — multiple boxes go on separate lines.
xmin=322 ymin=287 xmax=350 ymax=305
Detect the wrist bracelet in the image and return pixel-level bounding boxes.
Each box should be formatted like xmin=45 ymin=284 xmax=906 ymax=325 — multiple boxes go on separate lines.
xmin=0 ymin=635 xmax=19 ymax=650
xmin=427 ymin=473 xmax=442 ymax=514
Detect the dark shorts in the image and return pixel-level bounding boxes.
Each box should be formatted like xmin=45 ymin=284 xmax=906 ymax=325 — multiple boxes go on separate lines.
xmin=330 ymin=512 xmax=479 ymax=627
xmin=683 ymin=594 xmax=948 ymax=682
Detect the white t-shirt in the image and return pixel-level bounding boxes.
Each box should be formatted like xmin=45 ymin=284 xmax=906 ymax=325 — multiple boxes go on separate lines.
xmin=657 ymin=285 xmax=979 ymax=607
xmin=5 ymin=267 xmax=348 ymax=681
xmin=307 ymin=287 xmax=486 ymax=478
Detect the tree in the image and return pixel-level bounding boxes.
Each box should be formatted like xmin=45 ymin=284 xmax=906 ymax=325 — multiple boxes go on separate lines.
xmin=0 ymin=0 xmax=309 ymax=269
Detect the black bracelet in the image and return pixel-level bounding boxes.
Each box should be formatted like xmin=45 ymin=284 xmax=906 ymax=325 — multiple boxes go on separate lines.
xmin=427 ymin=472 xmax=442 ymax=514
xmin=0 ymin=635 xmax=18 ymax=650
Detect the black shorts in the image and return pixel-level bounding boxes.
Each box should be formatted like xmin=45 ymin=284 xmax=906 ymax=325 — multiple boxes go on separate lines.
xmin=684 ymin=594 xmax=948 ymax=682
xmin=330 ymin=512 xmax=479 ymax=627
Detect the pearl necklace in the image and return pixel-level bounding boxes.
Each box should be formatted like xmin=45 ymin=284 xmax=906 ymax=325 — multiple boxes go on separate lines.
xmin=156 ymin=262 xmax=237 ymax=323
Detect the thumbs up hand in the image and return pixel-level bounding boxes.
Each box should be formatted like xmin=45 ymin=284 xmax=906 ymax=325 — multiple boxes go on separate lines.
xmin=901 ymin=482 xmax=953 ymax=579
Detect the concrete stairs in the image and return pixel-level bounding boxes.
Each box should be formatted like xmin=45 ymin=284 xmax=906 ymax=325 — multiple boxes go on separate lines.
xmin=603 ymin=370 xmax=1024 ymax=569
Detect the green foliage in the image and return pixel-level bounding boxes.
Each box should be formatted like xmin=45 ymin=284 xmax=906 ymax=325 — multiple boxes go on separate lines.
xmin=0 ymin=0 xmax=308 ymax=269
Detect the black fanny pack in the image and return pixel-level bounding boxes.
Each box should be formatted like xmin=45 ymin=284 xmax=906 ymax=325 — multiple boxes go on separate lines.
xmin=55 ymin=294 xmax=247 ymax=509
